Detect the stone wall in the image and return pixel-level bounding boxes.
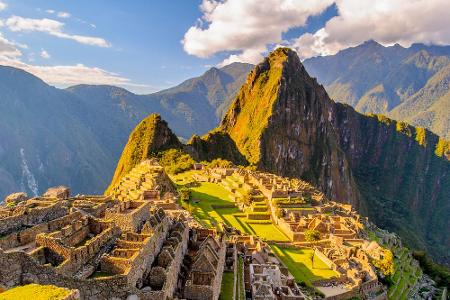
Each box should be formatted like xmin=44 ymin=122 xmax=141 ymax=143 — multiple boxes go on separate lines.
xmin=138 ymin=224 xmax=189 ymax=299
xmin=0 ymin=201 xmax=68 ymax=236
xmin=34 ymin=219 xmax=120 ymax=276
xmin=1 ymin=233 xmax=175 ymax=300
xmin=314 ymin=248 xmax=336 ymax=270
xmin=104 ymin=201 xmax=150 ymax=232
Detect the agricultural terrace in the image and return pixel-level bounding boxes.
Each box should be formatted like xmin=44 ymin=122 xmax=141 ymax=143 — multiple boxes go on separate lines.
xmin=367 ymin=229 xmax=422 ymax=300
xmin=270 ymin=244 xmax=339 ymax=286
xmin=172 ymin=171 xmax=289 ymax=242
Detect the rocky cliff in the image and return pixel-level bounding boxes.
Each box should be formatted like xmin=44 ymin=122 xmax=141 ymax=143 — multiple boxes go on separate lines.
xmin=221 ymin=48 xmax=362 ymax=209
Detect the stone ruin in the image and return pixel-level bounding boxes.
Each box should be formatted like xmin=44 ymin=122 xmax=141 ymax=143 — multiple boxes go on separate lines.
xmin=0 ymin=185 xmax=191 ymax=299
xmin=0 ymin=162 xmax=408 ymax=299
xmin=175 ymin=228 xmax=226 ymax=300
xmin=249 ymin=263 xmax=305 ymax=300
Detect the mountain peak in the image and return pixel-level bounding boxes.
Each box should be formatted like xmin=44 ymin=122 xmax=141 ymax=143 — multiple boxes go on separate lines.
xmin=221 ymin=47 xmax=329 ymax=166
xmin=361 ymin=39 xmax=383 ymax=47
xmin=220 ymin=48 xmax=300 ymax=164
xmin=105 ymin=113 xmax=181 ymax=193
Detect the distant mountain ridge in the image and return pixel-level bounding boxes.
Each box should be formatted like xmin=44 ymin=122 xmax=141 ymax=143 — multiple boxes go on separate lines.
xmin=0 ymin=62 xmax=252 ymax=200
xmin=303 ymin=40 xmax=450 ymax=139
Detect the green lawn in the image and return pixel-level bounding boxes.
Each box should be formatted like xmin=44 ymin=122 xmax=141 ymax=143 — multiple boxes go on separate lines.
xmin=270 ymin=245 xmax=339 ymax=286
xmin=244 ymin=221 xmax=290 ymax=242
xmin=236 ymin=256 xmax=245 ymax=300
xmin=219 ymin=271 xmax=234 ymax=300
xmin=189 ymin=182 xmax=239 ymax=228
xmin=184 ymin=181 xmax=289 ymax=241
xmin=0 ymin=284 xmax=73 ymax=300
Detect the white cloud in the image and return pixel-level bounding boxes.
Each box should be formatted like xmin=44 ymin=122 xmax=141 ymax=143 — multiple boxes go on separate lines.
xmin=0 ymin=1 xmax=7 ymax=11
xmin=0 ymin=34 xmax=152 ymax=93
xmin=0 ymin=33 xmax=22 ymax=58
xmin=40 ymin=49 xmax=50 ymax=59
xmin=292 ymin=0 xmax=450 ymax=59
xmin=46 ymin=9 xmax=70 ymax=18
xmin=218 ymin=48 xmax=264 ymax=67
xmin=183 ymin=0 xmax=334 ymax=64
xmin=4 ymin=16 xmax=110 ymax=47
xmin=57 ymin=12 xmax=71 ymax=18
xmin=184 ymin=0 xmax=450 ymax=63
xmin=0 ymin=54 xmax=153 ymax=91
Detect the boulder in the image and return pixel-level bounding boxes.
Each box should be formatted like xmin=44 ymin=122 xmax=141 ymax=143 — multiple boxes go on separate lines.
xmin=4 ymin=192 xmax=28 ymax=206
xmin=43 ymin=186 xmax=70 ymax=199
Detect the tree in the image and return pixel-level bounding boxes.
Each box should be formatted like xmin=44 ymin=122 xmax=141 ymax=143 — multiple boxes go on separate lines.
xmin=304 ymin=229 xmax=321 ymax=243
xmin=158 ymin=149 xmax=195 ymax=174
xmin=179 ymin=187 xmax=191 ymax=202
xmin=372 ymin=249 xmax=395 ymax=276
xmin=207 ymin=158 xmax=233 ymax=168
xmin=308 ymin=251 xmax=315 ymax=268
xmin=304 ymin=229 xmax=321 ymax=269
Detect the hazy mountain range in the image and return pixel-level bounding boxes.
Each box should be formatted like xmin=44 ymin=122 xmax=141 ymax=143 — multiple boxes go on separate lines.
xmin=0 ymin=40 xmax=449 ymax=202
xmin=0 ymin=63 xmax=252 ymax=199
xmin=304 ymin=40 xmax=450 ymax=139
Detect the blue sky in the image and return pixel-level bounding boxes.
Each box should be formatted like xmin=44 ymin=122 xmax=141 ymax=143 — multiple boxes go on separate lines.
xmin=0 ymin=0 xmax=448 ymax=93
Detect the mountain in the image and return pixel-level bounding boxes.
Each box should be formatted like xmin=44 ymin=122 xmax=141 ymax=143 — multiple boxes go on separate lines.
xmin=189 ymin=48 xmax=450 ymax=264
xmin=0 ymin=66 xmax=113 ymax=201
xmin=303 ymin=40 xmax=450 ymax=139
xmin=105 ymin=113 xmax=181 ymax=193
xmin=67 ymin=62 xmax=253 ymax=140
xmin=0 ymin=63 xmax=252 ymax=200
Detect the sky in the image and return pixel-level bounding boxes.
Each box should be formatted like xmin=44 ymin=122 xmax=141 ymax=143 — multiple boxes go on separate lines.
xmin=0 ymin=0 xmax=449 ymax=94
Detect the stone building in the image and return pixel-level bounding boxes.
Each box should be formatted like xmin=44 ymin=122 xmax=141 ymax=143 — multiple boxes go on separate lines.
xmin=183 ymin=231 xmax=226 ymax=300
xmin=249 ymin=263 xmax=305 ymax=299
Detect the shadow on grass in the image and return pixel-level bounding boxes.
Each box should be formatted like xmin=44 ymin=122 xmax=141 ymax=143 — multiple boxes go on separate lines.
xmin=190 ymin=190 xmax=238 ymax=228
xmin=270 ymin=244 xmax=338 ymax=286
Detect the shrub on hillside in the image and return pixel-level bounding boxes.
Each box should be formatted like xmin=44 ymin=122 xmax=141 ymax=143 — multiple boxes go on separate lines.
xmin=372 ymin=249 xmax=395 ymax=276
xmin=158 ymin=149 xmax=195 ymax=174
xmin=205 ymin=158 xmax=234 ymax=168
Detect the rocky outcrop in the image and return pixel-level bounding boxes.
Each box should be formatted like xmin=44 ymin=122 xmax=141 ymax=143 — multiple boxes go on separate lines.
xmin=106 ymin=114 xmax=181 ymax=193
xmin=186 ymin=131 xmax=248 ymax=165
xmin=4 ymin=192 xmax=28 ymax=206
xmin=43 ymin=186 xmax=70 ymax=199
